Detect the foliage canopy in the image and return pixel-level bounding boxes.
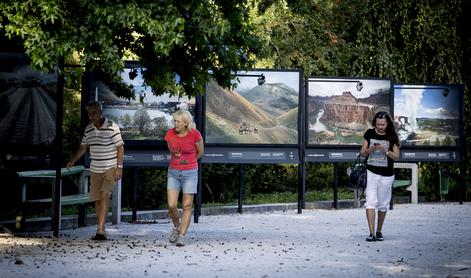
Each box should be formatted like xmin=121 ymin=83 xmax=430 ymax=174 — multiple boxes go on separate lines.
xmin=1 ymin=0 xmax=470 ymax=204
xmin=0 ymin=0 xmax=266 ymax=97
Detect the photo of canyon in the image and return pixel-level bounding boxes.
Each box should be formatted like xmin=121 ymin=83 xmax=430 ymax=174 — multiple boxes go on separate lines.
xmin=394 ymin=85 xmax=461 ymax=147
xmin=307 ymin=78 xmax=391 ymax=146
xmin=205 ymin=71 xmax=300 ymax=145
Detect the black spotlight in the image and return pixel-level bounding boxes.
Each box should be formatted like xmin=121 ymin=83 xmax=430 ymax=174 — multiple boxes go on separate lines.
xmin=356 ymin=81 xmax=363 ymax=91
xmin=442 ymin=87 xmax=449 ymax=97
xmin=129 ymin=67 xmax=138 ymax=80
xmin=257 ymin=74 xmax=266 ymax=86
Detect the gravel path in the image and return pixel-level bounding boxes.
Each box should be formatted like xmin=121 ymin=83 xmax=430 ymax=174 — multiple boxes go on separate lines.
xmin=1 ymin=203 xmax=470 ymax=278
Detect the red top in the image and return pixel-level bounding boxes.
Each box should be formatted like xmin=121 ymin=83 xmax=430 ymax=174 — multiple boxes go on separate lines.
xmin=165 ymin=128 xmax=202 ymax=170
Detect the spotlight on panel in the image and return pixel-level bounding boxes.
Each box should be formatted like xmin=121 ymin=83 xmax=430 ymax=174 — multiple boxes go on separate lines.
xmin=442 ymin=87 xmax=449 ymax=97
xmin=356 ymin=81 xmax=363 ymax=91
xmin=129 ymin=67 xmax=138 ymax=80
xmin=257 ymin=74 xmax=266 ymax=86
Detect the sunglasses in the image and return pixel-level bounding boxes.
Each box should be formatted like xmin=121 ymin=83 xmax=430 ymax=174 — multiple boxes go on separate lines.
xmin=377 ymin=112 xmax=389 ymax=119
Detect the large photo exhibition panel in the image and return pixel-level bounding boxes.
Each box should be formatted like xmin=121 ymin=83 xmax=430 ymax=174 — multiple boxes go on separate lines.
xmin=0 ymin=52 xmax=58 ymax=152
xmin=89 ymin=63 xmax=195 ymax=147
xmin=306 ymin=78 xmax=392 ymax=147
xmin=305 ymin=148 xmax=461 ymax=163
xmin=204 ymin=70 xmax=302 ymax=146
xmin=394 ymin=84 xmax=462 ymax=148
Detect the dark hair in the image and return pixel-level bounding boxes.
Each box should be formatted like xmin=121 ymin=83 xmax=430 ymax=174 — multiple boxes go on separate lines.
xmin=372 ymin=111 xmax=400 ymax=147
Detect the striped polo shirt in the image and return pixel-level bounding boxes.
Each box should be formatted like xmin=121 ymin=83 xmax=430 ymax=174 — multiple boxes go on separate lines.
xmin=81 ymin=118 xmax=124 ymax=173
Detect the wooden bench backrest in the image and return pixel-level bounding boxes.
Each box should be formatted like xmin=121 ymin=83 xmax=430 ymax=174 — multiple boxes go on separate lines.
xmin=17 ymin=165 xmax=85 ymax=178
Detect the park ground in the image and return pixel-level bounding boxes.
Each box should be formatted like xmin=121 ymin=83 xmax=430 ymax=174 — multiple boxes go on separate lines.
xmin=0 ymin=203 xmax=470 ymax=278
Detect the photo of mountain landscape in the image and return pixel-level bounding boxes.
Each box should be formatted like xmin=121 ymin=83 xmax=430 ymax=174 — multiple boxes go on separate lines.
xmin=307 ymin=78 xmax=391 ymax=146
xmin=205 ymin=71 xmax=300 ymax=145
xmin=394 ymin=84 xmax=461 ymax=147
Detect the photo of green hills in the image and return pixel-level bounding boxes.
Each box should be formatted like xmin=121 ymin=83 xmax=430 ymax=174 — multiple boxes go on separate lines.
xmin=205 ymin=71 xmax=300 ymax=145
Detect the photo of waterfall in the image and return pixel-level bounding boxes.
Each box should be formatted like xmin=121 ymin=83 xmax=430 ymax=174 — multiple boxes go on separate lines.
xmin=394 ymin=84 xmax=461 ymax=147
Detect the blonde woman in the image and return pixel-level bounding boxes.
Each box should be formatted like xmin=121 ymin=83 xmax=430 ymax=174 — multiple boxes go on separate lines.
xmin=164 ymin=110 xmax=204 ymax=246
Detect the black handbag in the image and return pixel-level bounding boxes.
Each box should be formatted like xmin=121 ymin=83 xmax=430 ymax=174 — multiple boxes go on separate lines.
xmin=347 ymin=154 xmax=367 ymax=190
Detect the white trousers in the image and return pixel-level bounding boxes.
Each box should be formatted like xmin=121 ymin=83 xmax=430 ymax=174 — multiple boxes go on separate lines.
xmin=364 ymin=170 xmax=394 ymax=212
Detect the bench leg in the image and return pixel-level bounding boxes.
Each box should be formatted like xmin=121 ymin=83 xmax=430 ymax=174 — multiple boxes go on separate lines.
xmin=15 ymin=214 xmax=26 ymax=231
xmin=111 ymin=180 xmax=122 ymax=225
xmin=15 ymin=202 xmax=29 ymax=231
xmin=353 ymin=189 xmax=361 ymax=208
xmin=78 ymin=204 xmax=87 ymax=227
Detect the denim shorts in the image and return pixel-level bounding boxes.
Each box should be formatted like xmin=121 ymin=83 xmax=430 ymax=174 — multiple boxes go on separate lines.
xmin=167 ymin=168 xmax=199 ymax=194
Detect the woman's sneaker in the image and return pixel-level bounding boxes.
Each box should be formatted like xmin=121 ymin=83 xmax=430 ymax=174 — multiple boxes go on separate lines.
xmin=176 ymin=235 xmax=185 ymax=247
xmin=169 ymin=227 xmax=179 ymax=243
xmin=375 ymin=232 xmax=384 ymax=241
xmin=366 ymin=234 xmax=376 ymax=242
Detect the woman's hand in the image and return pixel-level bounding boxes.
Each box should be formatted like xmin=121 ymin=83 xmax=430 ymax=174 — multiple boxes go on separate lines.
xmin=371 ymin=143 xmax=388 ymax=154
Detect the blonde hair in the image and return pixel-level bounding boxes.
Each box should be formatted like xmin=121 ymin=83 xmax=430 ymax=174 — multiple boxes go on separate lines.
xmin=173 ymin=109 xmax=195 ymax=130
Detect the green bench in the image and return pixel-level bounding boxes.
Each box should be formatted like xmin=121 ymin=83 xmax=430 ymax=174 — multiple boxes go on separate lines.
xmin=393 ymin=179 xmax=412 ymax=188
xmin=26 ymin=193 xmax=91 ymax=205
xmin=390 ymin=163 xmax=418 ymax=209
xmin=16 ymin=165 xmax=92 ymax=231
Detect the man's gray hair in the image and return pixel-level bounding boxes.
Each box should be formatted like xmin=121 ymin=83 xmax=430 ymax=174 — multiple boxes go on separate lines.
xmin=86 ymin=100 xmax=102 ymax=111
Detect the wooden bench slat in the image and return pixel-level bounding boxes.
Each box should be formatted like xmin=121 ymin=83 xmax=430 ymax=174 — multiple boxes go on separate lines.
xmin=17 ymin=165 xmax=86 ymax=178
xmin=393 ymin=179 xmax=412 ymax=188
xmin=25 ymin=194 xmax=91 ymax=206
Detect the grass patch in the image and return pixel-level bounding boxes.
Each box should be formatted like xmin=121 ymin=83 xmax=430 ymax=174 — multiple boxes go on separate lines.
xmin=202 ymin=189 xmax=355 ymax=207
xmin=61 ymin=190 xmax=357 ymax=211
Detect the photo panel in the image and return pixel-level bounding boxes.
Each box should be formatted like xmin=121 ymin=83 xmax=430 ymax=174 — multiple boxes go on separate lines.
xmin=307 ymin=77 xmax=392 ymax=146
xmin=204 ymin=70 xmax=302 ymax=146
xmin=394 ymin=84 xmax=462 ymax=148
xmin=89 ymin=63 xmax=195 ymax=144
xmin=0 ymin=53 xmax=58 ymax=150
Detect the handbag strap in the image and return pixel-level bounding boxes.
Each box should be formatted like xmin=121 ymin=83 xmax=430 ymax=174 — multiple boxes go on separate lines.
xmin=355 ymin=153 xmax=368 ymax=165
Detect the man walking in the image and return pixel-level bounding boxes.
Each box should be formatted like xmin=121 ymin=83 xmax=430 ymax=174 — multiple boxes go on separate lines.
xmin=67 ymin=100 xmax=124 ymax=240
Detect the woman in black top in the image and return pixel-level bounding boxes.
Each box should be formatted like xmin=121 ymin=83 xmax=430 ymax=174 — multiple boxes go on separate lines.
xmin=360 ymin=111 xmax=400 ymax=242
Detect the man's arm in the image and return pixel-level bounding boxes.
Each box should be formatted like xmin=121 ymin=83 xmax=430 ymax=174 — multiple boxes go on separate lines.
xmin=66 ymin=144 xmax=88 ymax=168
xmin=114 ymin=144 xmax=124 ymax=181
xmin=116 ymin=144 xmax=124 ymax=167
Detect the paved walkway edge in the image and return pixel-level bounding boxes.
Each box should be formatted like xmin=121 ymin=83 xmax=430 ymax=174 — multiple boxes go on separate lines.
xmin=4 ymin=197 xmax=415 ymax=232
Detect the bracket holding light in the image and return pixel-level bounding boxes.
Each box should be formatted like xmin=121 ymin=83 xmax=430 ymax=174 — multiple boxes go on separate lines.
xmin=428 ymin=86 xmax=450 ymax=97
xmin=309 ymin=78 xmax=363 ymax=91
xmin=234 ymin=72 xmax=266 ymax=86
xmin=400 ymin=85 xmax=450 ymax=97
